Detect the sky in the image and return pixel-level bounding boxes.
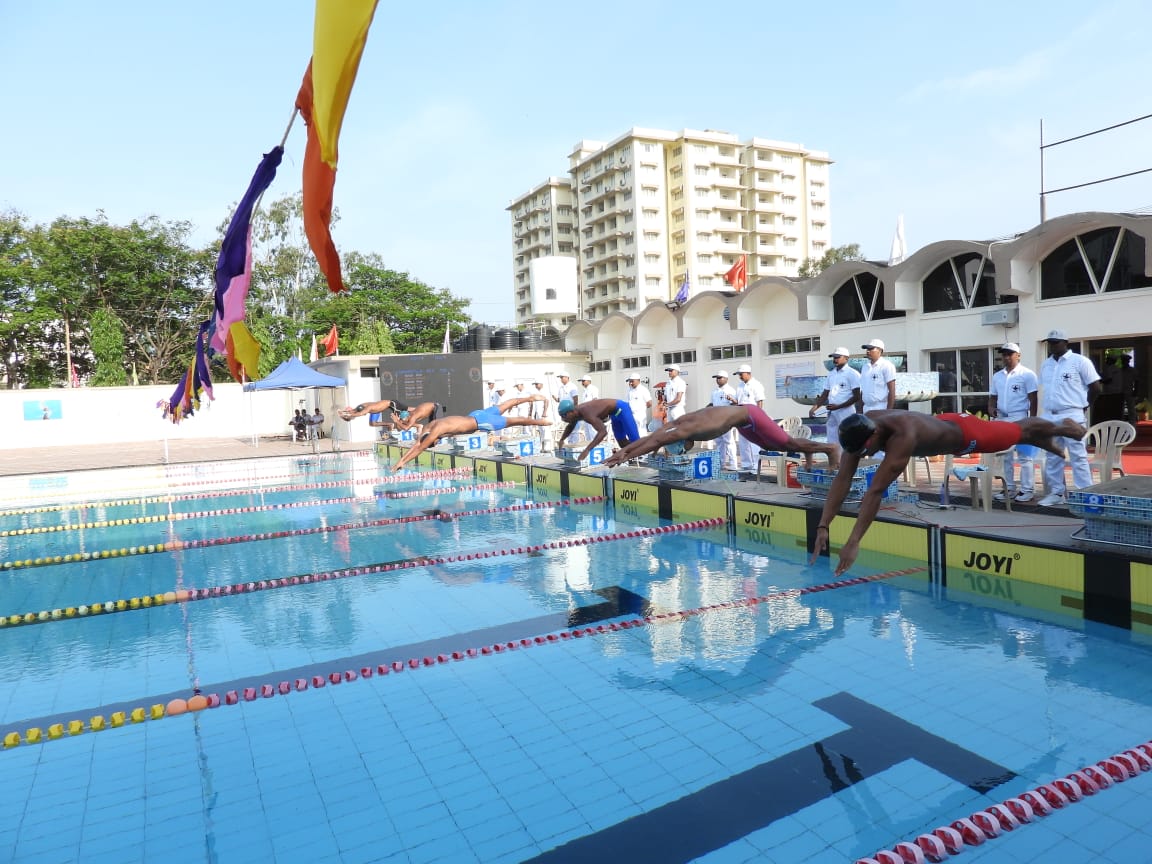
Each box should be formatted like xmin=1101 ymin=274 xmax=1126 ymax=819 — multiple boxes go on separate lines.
xmin=3 ymin=1 xmax=1151 ymax=324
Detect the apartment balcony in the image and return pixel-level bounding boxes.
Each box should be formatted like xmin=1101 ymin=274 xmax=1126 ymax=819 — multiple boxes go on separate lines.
xmin=711 ymin=175 xmax=744 ymax=190
xmin=710 ymin=152 xmax=741 ymax=167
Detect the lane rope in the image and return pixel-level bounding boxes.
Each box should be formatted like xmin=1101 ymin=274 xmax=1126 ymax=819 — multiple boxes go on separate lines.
xmin=856 ymin=745 xmax=1152 ymax=863
xmin=0 ymin=467 xmax=473 ymax=522
xmin=0 ymin=497 xmax=609 ymax=627
xmin=2 ymin=546 xmax=921 ymax=750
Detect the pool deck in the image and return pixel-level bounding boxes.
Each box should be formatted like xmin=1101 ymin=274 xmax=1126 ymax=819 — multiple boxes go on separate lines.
xmin=0 ymin=435 xmax=1128 ymax=558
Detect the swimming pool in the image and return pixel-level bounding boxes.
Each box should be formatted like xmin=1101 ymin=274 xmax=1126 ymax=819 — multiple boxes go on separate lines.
xmin=2 ymin=452 xmax=1152 ymax=863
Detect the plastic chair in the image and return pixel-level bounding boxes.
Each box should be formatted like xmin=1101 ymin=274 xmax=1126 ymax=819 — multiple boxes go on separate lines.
xmin=1085 ymin=420 xmax=1136 ymax=484
xmin=757 ymin=425 xmax=814 ymax=486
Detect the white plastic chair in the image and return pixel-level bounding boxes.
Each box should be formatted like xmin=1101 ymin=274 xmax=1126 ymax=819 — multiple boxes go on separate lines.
xmin=757 ymin=425 xmax=814 ymax=486
xmin=1085 ymin=420 xmax=1136 ymax=484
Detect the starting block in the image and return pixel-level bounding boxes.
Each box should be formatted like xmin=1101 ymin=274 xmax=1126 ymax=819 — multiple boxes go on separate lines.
xmin=394 ymin=429 xmax=417 ymax=443
xmin=559 ymin=446 xmax=606 ymax=468
xmin=447 ymin=433 xmax=488 ymax=453
xmin=495 ymin=438 xmax=536 ymax=458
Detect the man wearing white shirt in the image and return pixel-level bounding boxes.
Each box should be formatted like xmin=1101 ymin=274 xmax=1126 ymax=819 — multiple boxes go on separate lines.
xmin=988 ymin=342 xmax=1039 ymax=503
xmin=734 ymin=363 xmax=766 ymax=470
xmin=709 ymin=370 xmax=739 ymax=470
xmin=530 ymin=378 xmax=554 ymax=451
xmin=664 ymin=364 xmax=687 ymax=421
xmin=810 ymin=347 xmax=862 ymax=448
xmin=485 ymin=380 xmax=500 ymax=408
xmin=624 ymin=374 xmax=652 ymax=432
xmin=576 ymin=374 xmax=599 ymax=442
xmin=553 ymin=371 xmax=580 ymax=441
xmin=1037 ymin=329 xmax=1102 ymax=507
xmin=860 ymin=339 xmax=897 ymax=413
xmin=510 ymin=381 xmax=531 ymax=417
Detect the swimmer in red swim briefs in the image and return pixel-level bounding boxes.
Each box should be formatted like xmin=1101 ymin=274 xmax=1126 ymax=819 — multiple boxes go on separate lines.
xmin=811 ymin=410 xmax=1087 ymax=576
xmin=601 ymin=405 xmax=839 ymax=469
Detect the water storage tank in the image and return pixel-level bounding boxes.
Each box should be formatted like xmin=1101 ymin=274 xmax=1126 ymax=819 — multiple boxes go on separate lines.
xmin=518 ymin=329 xmax=542 ymax=350
xmin=468 ymin=324 xmax=491 ymax=351
xmin=491 ymin=328 xmax=519 ymax=351
xmin=454 ymin=333 xmax=474 ymax=353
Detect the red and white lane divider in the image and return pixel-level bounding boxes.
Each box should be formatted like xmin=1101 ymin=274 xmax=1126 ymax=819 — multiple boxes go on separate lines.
xmin=0 ymin=497 xmax=609 ymax=627
xmin=2 ymin=554 xmax=919 ymax=750
xmin=856 ymin=745 xmax=1152 ymax=863
xmin=0 ymin=467 xmax=474 ymax=520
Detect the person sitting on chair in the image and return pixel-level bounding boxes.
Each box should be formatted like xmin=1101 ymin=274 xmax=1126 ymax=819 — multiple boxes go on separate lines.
xmin=810 ymin=410 xmax=1088 ymax=576
xmin=556 ymin=398 xmax=642 ymax=463
xmin=390 ymin=396 xmax=551 ymax=472
xmin=601 ymin=404 xmax=839 ymax=470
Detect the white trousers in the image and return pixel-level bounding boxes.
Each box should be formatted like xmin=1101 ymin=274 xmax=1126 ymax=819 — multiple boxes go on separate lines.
xmin=998 ymin=413 xmax=1035 ymax=493
xmin=1042 ymin=408 xmax=1090 ymax=495
xmin=714 ymin=428 xmax=738 ymax=468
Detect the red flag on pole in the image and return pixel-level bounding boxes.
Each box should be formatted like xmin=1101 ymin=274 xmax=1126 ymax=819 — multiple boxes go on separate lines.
xmin=320 ymin=325 xmax=339 ymax=356
xmin=724 ymin=255 xmax=747 ymax=292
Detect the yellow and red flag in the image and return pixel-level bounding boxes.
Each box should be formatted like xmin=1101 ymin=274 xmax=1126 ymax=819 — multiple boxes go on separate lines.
xmin=297 ymin=1 xmax=379 ymax=293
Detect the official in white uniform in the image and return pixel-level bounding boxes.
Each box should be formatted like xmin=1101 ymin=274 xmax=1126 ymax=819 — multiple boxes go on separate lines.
xmin=1037 ymin=329 xmax=1102 ymax=507
xmin=734 ymin=364 xmax=766 ymax=470
xmin=810 ymin=347 xmax=861 ymax=448
xmin=664 ymin=364 xmax=687 ymax=421
xmin=709 ymin=370 xmax=739 ymax=470
xmin=860 ymin=338 xmax=897 ymax=413
xmin=624 ymin=374 xmax=652 ymax=432
xmin=988 ymin=342 xmax=1039 ymax=502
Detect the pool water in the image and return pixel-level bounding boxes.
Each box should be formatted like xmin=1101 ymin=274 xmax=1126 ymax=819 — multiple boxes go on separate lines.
xmin=2 ymin=453 xmax=1152 ymax=863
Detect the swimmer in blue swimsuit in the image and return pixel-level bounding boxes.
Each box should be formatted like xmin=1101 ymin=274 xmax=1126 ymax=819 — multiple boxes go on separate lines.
xmin=390 ymin=396 xmax=551 ymax=472
xmin=557 ymin=398 xmax=641 ymax=463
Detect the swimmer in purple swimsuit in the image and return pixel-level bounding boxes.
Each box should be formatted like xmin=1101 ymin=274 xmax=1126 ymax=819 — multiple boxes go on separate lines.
xmin=601 ymin=405 xmax=839 ymax=469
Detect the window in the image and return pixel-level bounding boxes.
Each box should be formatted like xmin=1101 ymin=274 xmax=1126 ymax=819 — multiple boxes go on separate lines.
xmin=545 ymin=288 xmax=557 ymax=300
xmin=697 ymin=253 xmax=712 ymax=265
xmin=643 ymin=231 xmax=660 ymax=242
xmin=590 ymin=360 xmax=611 ymax=372
xmin=1040 ymin=227 xmax=1152 ymax=299
xmin=643 ymin=208 xmax=659 ymax=219
xmin=694 ymin=165 xmax=709 ymax=176
xmin=832 ymin=272 xmax=906 ymax=326
xmin=922 ymin=254 xmax=1003 ymax=313
xmin=661 ymin=350 xmax=697 ymax=365
xmin=359 ymin=367 xmax=379 ymax=377
xmin=764 ymin=337 xmax=821 ymax=356
xmin=930 ymin=347 xmax=996 ymax=414
xmin=709 ymin=343 xmax=753 ymax=361
xmin=622 ymin=355 xmax=651 ymax=369
xmin=645 ymin=253 xmax=661 ymax=264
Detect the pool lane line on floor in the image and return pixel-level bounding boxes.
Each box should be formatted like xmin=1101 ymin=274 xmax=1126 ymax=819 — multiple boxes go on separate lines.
xmin=1 ymin=554 xmax=917 ymax=750
xmin=856 ymin=743 xmax=1152 ymax=864
xmin=0 ymin=466 xmax=473 ymax=520
xmin=0 ymin=480 xmax=513 ymax=538
xmin=0 ymin=497 xmax=609 ymax=626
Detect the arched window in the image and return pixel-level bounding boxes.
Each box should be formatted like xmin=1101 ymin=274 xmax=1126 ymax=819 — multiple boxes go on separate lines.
xmin=832 ymin=272 xmax=905 ymax=325
xmin=922 ymin=253 xmax=1005 ymax=312
xmin=1041 ymin=227 xmax=1152 ymax=299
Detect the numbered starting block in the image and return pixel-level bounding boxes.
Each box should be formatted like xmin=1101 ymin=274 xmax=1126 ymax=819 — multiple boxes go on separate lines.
xmin=394 ymin=429 xmax=417 ymax=443
xmin=446 ymin=433 xmax=489 ymax=453
xmin=559 ymin=446 xmax=607 ymax=468
xmin=649 ymin=449 xmax=728 ymax=482
xmin=495 ymin=438 xmax=536 ymax=458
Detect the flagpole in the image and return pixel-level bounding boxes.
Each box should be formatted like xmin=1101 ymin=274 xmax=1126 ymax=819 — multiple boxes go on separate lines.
xmin=280 ymin=108 xmax=299 ymax=149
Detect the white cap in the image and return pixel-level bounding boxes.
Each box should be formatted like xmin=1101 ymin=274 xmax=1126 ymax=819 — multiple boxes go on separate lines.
xmin=665 ymin=363 xmax=680 ymax=372
xmin=1046 ymin=329 xmax=1069 ymax=341
xmin=862 ymin=338 xmax=886 ymax=351
xmin=556 ymin=370 xmax=570 ymax=378
xmin=626 ymin=373 xmax=641 ymax=381
xmin=712 ymin=370 xmax=730 ymax=379
xmin=532 ymin=377 xmax=545 ymax=384
xmin=736 ymin=364 xmax=753 ymax=374
xmin=999 ymin=342 xmax=1021 ymax=354
xmin=828 ymin=347 xmax=851 ymax=358
xmin=578 ymin=374 xmax=591 ymax=381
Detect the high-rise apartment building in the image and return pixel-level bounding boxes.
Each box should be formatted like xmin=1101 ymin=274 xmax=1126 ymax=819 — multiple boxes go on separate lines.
xmin=509 ymin=128 xmax=831 ymax=326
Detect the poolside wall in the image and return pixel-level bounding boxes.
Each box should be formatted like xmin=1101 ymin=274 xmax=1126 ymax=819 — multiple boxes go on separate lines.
xmin=382 ymin=443 xmax=1152 ymax=634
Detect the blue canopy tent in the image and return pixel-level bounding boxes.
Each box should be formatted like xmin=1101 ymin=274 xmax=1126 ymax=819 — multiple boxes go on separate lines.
xmin=243 ymin=357 xmax=347 ymax=448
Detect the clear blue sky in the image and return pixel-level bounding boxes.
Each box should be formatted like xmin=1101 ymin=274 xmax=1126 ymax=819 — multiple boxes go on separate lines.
xmin=3 ymin=1 xmax=1150 ymax=323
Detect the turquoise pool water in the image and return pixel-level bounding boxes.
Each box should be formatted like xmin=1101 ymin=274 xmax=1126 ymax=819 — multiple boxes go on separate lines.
xmin=2 ymin=453 xmax=1152 ymax=863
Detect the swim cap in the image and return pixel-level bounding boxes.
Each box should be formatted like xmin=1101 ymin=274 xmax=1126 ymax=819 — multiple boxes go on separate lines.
xmin=838 ymin=413 xmax=876 ymax=454
xmin=557 ymin=399 xmax=575 ymax=416
xmin=398 ymin=410 xmax=410 ymax=420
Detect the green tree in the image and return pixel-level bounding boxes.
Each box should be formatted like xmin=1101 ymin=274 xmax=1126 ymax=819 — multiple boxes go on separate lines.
xmin=88 ymin=307 xmax=128 ymax=386
xmin=0 ymin=211 xmax=49 ymax=388
xmin=797 ymin=243 xmax=864 ymax=279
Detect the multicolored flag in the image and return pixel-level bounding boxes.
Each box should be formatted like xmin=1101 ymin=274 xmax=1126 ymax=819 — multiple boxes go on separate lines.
xmin=724 ymin=255 xmax=747 ymax=292
xmin=296 ymin=0 xmax=379 ymax=293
